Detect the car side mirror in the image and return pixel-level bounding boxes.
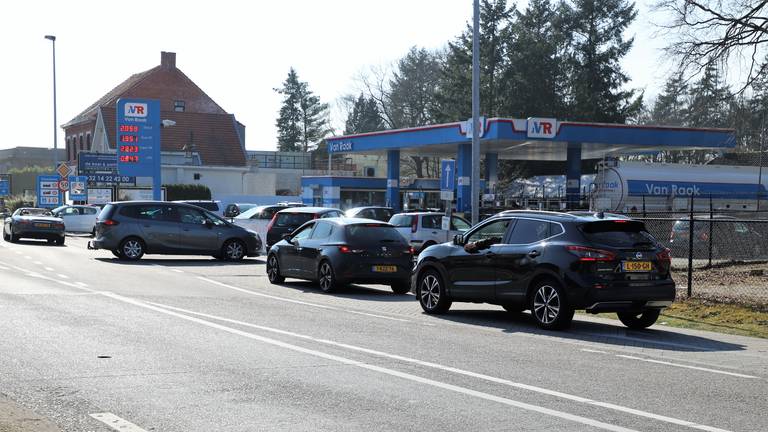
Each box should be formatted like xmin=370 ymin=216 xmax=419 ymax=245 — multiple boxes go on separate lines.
xmin=282 ymin=233 xmax=292 ymax=242
xmin=453 ymin=234 xmax=464 ymax=246
xmin=204 ymin=219 xmax=214 ymax=228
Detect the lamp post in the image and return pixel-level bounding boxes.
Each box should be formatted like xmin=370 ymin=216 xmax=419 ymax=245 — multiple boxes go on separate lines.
xmin=471 ymin=0 xmax=480 ymax=224
xmin=44 ymin=35 xmax=58 ymax=169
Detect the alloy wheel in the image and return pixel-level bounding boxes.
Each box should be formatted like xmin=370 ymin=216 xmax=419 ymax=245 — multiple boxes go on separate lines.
xmin=533 ymin=285 xmax=560 ymax=324
xmin=226 ymin=241 xmax=244 ymax=260
xmin=319 ymin=262 xmax=334 ymax=292
xmin=420 ymin=274 xmax=441 ymax=310
xmin=267 ymin=255 xmax=283 ymax=283
xmin=123 ymin=240 xmax=143 ymax=259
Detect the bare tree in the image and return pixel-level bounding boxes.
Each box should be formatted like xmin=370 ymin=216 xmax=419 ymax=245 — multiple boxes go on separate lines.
xmin=657 ymin=0 xmax=768 ymax=93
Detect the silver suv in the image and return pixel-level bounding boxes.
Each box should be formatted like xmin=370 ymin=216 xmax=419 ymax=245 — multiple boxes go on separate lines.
xmin=89 ymin=201 xmax=261 ymax=261
xmin=389 ymin=212 xmax=470 ymax=253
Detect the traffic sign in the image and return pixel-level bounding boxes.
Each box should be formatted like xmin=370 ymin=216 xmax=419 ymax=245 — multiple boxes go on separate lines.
xmin=37 ymin=175 xmax=62 ymax=208
xmin=0 ymin=175 xmax=9 ymax=197
xmin=78 ymin=152 xmax=118 ymax=174
xmin=56 ymin=162 xmax=72 ymax=179
xmin=58 ymin=180 xmax=70 ymax=192
xmin=441 ymin=159 xmax=455 ymax=191
xmin=68 ymin=175 xmax=88 ymax=201
xmin=116 ymin=99 xmax=160 ymax=178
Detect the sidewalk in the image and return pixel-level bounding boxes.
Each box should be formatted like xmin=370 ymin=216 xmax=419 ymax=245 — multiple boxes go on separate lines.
xmin=0 ymin=396 xmax=61 ymax=432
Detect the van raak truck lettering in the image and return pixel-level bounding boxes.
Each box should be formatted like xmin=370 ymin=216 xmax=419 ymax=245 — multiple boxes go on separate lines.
xmin=329 ymin=141 xmax=353 ymax=152
xmin=526 ymin=118 xmax=557 ymax=139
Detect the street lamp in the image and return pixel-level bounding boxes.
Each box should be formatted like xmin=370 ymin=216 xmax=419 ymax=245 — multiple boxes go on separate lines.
xmin=44 ymin=35 xmax=58 ymax=169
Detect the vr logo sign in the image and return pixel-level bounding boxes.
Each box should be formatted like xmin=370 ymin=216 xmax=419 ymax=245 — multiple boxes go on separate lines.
xmin=124 ymin=102 xmax=148 ymax=117
xmin=527 ymin=117 xmax=557 ymax=139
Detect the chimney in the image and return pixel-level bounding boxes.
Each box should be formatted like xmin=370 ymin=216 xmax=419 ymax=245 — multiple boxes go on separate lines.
xmin=161 ymin=51 xmax=176 ymax=70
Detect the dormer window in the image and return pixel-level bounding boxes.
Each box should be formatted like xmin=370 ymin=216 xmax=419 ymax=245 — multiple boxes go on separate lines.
xmin=174 ymin=100 xmax=185 ymax=112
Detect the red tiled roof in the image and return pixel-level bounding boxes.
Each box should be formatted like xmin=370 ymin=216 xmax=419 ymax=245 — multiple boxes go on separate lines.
xmin=101 ymin=109 xmax=246 ymax=166
xmin=63 ymin=67 xmax=159 ymax=127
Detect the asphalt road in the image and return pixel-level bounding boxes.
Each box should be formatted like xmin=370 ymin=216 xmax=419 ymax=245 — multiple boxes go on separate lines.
xmin=0 ymin=235 xmax=767 ymax=432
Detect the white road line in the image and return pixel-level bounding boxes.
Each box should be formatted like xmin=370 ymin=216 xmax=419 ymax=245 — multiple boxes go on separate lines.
xmin=75 ymin=281 xmax=89 ymax=287
xmin=23 ymin=255 xmax=31 ymax=259
xmin=171 ymin=269 xmax=184 ymax=273
xmin=615 ymin=355 xmax=758 ymax=379
xmin=57 ymin=274 xmax=69 ymax=279
xmin=90 ymin=413 xmax=148 ymax=432
xmin=581 ymin=348 xmax=609 ymax=354
xmin=44 ymin=267 xmax=54 ymax=271
xmin=33 ymin=261 xmax=42 ymax=265
xmin=197 ymin=276 xmax=411 ymax=323
xmin=146 ymin=301 xmax=733 ymax=432
xmin=0 ymin=265 xmax=8 ymax=271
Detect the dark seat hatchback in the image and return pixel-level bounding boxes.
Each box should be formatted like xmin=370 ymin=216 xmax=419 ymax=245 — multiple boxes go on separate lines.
xmin=265 ymin=207 xmax=344 ymax=248
xmin=412 ymin=211 xmax=675 ymax=330
xmin=266 ymin=218 xmax=413 ymax=294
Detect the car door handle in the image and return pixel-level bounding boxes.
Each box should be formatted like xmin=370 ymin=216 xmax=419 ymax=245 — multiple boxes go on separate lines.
xmin=528 ymin=250 xmax=541 ymax=258
xmin=296 ymin=247 xmax=303 ymax=251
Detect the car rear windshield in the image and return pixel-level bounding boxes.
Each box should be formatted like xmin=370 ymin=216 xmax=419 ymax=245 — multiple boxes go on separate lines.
xmin=275 ymin=212 xmax=314 ymax=227
xmin=345 ymin=224 xmax=407 ymax=245
xmin=389 ymin=214 xmax=414 ymax=227
xmin=97 ymin=204 xmax=115 ymax=221
xmin=579 ymin=220 xmax=657 ymax=248
xmin=192 ymin=202 xmax=219 ymax=211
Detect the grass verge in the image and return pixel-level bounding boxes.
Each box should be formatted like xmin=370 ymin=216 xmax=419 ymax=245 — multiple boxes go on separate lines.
xmin=585 ymin=299 xmax=768 ymax=339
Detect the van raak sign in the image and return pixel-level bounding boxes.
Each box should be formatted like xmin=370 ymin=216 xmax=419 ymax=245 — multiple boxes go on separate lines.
xmin=328 ymin=141 xmax=353 ymax=153
xmin=124 ymin=102 xmax=148 ymax=118
xmin=527 ymin=118 xmax=557 ymax=139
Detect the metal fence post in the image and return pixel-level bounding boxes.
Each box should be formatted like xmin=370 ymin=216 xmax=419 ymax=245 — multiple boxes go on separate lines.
xmin=642 ymin=195 xmax=646 ymax=218
xmin=708 ymin=194 xmax=713 ymax=267
xmin=687 ymin=195 xmax=694 ymax=298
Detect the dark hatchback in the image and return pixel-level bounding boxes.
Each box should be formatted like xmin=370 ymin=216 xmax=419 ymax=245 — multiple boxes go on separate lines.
xmin=413 ymin=211 xmax=674 ymax=330
xmin=266 ymin=218 xmax=414 ymax=294
xmin=265 ymin=207 xmax=344 ymax=248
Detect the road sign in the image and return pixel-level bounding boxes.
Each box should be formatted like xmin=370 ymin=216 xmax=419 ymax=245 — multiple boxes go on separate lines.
xmin=87 ymin=188 xmax=113 ymax=205
xmin=78 ymin=153 xmax=118 ymax=174
xmin=441 ymin=159 xmax=455 ymax=191
xmin=58 ymin=180 xmax=70 ymax=192
xmin=0 ymin=175 xmax=9 ymax=197
xmin=56 ymin=162 xmax=72 ymax=179
xmin=86 ymin=174 xmax=136 ymax=184
xmin=116 ymin=99 xmax=161 ymax=178
xmin=68 ymin=175 xmax=88 ymax=201
xmin=37 ymin=175 xmax=62 ymax=208
xmin=440 ymin=190 xmax=454 ymax=201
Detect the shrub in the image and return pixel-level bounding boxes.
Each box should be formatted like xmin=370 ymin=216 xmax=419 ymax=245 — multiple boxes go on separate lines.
xmin=163 ymin=184 xmax=212 ymax=201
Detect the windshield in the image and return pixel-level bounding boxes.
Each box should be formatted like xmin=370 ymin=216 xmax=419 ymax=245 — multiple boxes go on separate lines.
xmin=580 ymin=220 xmax=658 ymax=248
xmin=236 ymin=206 xmax=262 ymax=219
xmin=16 ymin=208 xmax=52 ymax=217
xmin=345 ymin=224 xmax=407 ymax=245
xmin=275 ymin=212 xmax=314 ymax=227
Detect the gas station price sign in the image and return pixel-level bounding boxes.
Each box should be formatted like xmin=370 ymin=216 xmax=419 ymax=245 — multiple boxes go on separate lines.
xmin=116 ymin=99 xmax=160 ymax=177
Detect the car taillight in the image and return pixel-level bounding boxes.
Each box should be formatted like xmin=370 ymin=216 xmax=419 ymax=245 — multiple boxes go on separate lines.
xmin=657 ymin=248 xmax=672 ymax=263
xmin=54 ymin=223 xmax=64 ymax=229
xmin=411 ymin=216 xmax=418 ymax=233
xmin=102 ymin=219 xmax=119 ymax=226
xmin=566 ymin=245 xmax=616 ymax=262
xmin=407 ymin=246 xmax=415 ymax=255
xmin=266 ymin=214 xmax=277 ymax=232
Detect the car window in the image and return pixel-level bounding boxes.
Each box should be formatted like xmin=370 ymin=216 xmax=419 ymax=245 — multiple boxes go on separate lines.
xmin=310 ymin=221 xmax=333 ymax=239
xmin=177 ymin=206 xmax=207 ymax=224
xmin=422 ymin=215 xmax=441 ymax=229
xmin=292 ymin=223 xmax=314 ymax=240
xmin=508 ymin=219 xmax=556 ymax=244
xmin=451 ymin=216 xmax=470 ymax=231
xmin=62 ymin=207 xmax=79 ymax=215
xmin=579 ymin=220 xmax=655 ymax=247
xmin=374 ymin=208 xmax=394 ymax=221
xmin=321 ymin=211 xmax=342 ymax=218
xmin=261 ymin=206 xmax=284 ymax=220
xmin=345 ymin=224 xmax=407 ymax=245
xmin=121 ymin=205 xmax=171 ymax=221
xmin=389 ymin=214 xmax=414 ymax=227
xmin=276 ymin=212 xmax=314 ymax=227
xmin=82 ymin=207 xmax=98 ymax=215
xmin=466 ymin=219 xmax=512 ymax=244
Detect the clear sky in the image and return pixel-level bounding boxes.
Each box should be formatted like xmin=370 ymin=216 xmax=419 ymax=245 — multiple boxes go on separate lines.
xmin=1 ymin=0 xmax=671 ymax=152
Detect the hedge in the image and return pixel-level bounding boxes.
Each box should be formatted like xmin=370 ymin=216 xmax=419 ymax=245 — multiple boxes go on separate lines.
xmin=163 ymin=184 xmax=212 ymax=201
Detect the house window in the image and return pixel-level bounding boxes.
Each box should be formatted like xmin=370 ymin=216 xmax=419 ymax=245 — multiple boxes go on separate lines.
xmin=174 ymin=100 xmax=185 ymax=112
xmin=79 ymin=134 xmax=84 ymax=151
xmin=86 ymin=133 xmax=91 ymax=150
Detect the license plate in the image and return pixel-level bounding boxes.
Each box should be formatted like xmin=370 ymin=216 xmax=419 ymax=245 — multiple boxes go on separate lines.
xmin=372 ymin=265 xmax=397 ymax=273
xmin=622 ymin=261 xmax=652 ymax=272
xmin=35 ymin=223 xmax=51 ymax=228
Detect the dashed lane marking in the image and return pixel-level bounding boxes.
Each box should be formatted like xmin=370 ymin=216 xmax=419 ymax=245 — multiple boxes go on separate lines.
xmin=615 ymin=354 xmax=758 ymax=379
xmin=90 ymin=413 xmax=148 ymax=432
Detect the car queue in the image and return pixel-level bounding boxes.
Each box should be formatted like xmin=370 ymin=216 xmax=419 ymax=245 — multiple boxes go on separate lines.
xmin=2 ymin=200 xmax=676 ymax=331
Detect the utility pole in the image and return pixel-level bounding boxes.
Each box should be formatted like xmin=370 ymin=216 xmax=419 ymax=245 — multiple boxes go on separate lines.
xmin=471 ymin=0 xmax=481 ymax=225
xmin=45 ymin=35 xmax=58 ymax=168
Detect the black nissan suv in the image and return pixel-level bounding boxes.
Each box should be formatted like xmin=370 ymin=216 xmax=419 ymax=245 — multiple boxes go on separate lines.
xmin=412 ymin=211 xmax=674 ymax=330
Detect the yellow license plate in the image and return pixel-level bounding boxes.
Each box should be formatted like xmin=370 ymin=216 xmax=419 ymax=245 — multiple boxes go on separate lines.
xmin=622 ymin=261 xmax=652 ymax=272
xmin=372 ymin=265 xmax=397 ymax=273
xmin=35 ymin=223 xmax=51 ymax=228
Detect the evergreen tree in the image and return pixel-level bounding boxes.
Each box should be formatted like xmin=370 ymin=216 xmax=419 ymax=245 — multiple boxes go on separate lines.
xmin=274 ymin=68 xmax=330 ymax=153
xmin=564 ymin=0 xmax=640 ymax=123
xmin=686 ymin=63 xmax=731 ymax=129
xmin=388 ymin=47 xmax=443 ymax=128
xmin=344 ymin=94 xmax=384 ymax=135
xmin=649 ymin=73 xmax=688 ymax=126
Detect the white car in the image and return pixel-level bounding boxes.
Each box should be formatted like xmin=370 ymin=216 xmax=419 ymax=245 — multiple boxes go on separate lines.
xmin=232 ymin=204 xmax=290 ymax=252
xmin=389 ymin=212 xmax=471 ymax=253
xmin=52 ymin=205 xmax=100 ymax=234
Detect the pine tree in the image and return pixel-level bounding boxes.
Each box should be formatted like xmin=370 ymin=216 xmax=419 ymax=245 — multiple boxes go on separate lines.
xmin=274 ymin=68 xmax=330 ymax=153
xmin=686 ymin=63 xmax=731 ymax=129
xmin=650 ymin=73 xmax=688 ymax=126
xmin=565 ymin=0 xmax=640 ymax=123
xmin=344 ymin=94 xmax=384 ymax=135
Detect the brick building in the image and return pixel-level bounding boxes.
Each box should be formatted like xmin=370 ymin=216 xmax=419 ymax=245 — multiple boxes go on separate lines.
xmin=62 ymin=52 xmax=246 ymax=167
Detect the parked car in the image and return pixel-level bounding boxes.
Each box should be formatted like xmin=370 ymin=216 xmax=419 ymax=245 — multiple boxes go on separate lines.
xmin=232 ymin=204 xmax=290 ymax=251
xmin=344 ymin=206 xmax=395 ymax=222
xmin=265 ymin=207 xmax=344 ymax=249
xmin=174 ymin=200 xmax=223 ymax=216
xmin=266 ymin=218 xmax=413 ymax=293
xmin=223 ymin=203 xmax=259 ymax=219
xmin=668 ymin=214 xmax=766 ymax=259
xmin=412 ymin=211 xmax=674 ymax=330
xmin=90 ymin=201 xmax=261 ymax=261
xmin=52 ymin=205 xmax=99 ymax=234
xmin=389 ymin=212 xmax=471 ymax=253
xmin=3 ymin=207 xmax=65 ymax=245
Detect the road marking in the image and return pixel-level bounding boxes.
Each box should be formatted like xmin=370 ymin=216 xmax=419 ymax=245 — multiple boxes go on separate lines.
xmin=171 ymin=269 xmax=184 ymax=273
xmin=75 ymin=281 xmax=89 ymax=287
xmin=0 ymin=265 xmax=8 ymax=271
xmin=57 ymin=274 xmax=69 ymax=279
xmin=23 ymin=255 xmax=31 ymax=259
xmin=33 ymin=261 xmax=42 ymax=265
xmin=581 ymin=348 xmax=608 ymax=354
xmin=90 ymin=413 xmax=148 ymax=432
xmin=197 ymin=276 xmax=411 ymax=323
xmin=615 ymin=355 xmax=758 ymax=379
xmin=44 ymin=267 xmax=54 ymax=271
xmin=147 ymin=301 xmax=733 ymax=432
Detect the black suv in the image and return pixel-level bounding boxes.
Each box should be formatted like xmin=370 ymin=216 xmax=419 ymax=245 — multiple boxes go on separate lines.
xmin=412 ymin=211 xmax=674 ymax=330
xmin=265 ymin=207 xmax=344 ymax=248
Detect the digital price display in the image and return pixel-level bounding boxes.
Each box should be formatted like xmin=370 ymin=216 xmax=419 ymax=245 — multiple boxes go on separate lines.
xmin=116 ymin=99 xmax=160 ymax=177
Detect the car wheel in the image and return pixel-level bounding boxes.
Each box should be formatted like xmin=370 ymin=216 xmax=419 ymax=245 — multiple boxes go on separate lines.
xmin=222 ymin=239 xmax=246 ymax=261
xmin=9 ymin=233 xmax=18 ymax=243
xmin=617 ymin=310 xmax=661 ymax=330
xmin=390 ymin=280 xmax=410 ymax=295
xmin=119 ymin=237 xmax=145 ymax=261
xmin=317 ymin=261 xmax=338 ymax=293
xmin=91 ymin=228 xmax=96 ymax=237
xmin=266 ymin=254 xmax=285 ymax=284
xmin=111 ymin=250 xmax=123 ymax=258
xmin=529 ymin=279 xmax=573 ymax=330
xmin=56 ymin=237 xmax=65 ymax=246
xmin=417 ymin=269 xmax=451 ymax=314
xmin=2 ymin=231 xmax=8 ymax=241
xmin=48 ymin=239 xmax=56 ymax=245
